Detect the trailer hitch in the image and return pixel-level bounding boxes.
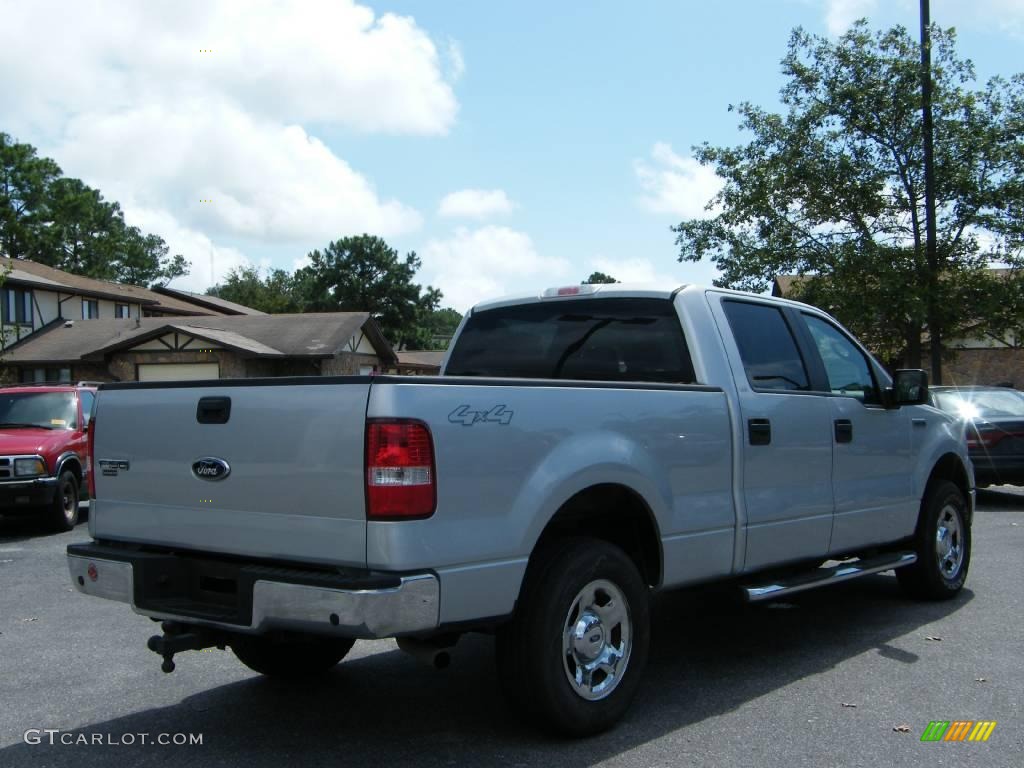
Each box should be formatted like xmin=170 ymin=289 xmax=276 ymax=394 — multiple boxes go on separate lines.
xmin=147 ymin=621 xmax=225 ymax=673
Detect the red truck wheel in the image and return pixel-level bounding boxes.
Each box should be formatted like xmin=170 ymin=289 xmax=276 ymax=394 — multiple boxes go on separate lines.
xmin=48 ymin=471 xmax=79 ymax=533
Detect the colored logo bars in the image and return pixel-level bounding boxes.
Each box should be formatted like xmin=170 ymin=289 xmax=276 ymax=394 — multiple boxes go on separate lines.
xmin=921 ymin=721 xmax=997 ymax=742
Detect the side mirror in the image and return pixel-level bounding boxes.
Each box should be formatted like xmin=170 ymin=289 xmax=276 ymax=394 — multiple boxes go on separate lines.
xmin=890 ymin=369 xmax=929 ymax=407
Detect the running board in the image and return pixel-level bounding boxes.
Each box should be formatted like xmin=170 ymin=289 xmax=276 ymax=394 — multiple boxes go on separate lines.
xmin=742 ymin=551 xmax=917 ymax=603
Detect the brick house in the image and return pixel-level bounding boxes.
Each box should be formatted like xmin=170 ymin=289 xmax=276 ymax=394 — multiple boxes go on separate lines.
xmin=0 ymin=313 xmax=396 ymax=383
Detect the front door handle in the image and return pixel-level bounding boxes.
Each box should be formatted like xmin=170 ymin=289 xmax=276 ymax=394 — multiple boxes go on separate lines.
xmin=748 ymin=418 xmax=771 ymax=446
xmin=834 ymin=419 xmax=853 ymax=443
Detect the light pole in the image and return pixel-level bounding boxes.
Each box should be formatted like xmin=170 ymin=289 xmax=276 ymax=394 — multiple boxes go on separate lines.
xmin=920 ymin=0 xmax=942 ymax=384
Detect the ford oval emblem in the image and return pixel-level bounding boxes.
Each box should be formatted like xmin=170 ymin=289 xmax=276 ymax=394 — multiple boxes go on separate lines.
xmin=192 ymin=457 xmax=231 ymax=481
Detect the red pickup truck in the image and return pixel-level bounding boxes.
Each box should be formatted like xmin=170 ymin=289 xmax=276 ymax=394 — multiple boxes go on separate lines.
xmin=0 ymin=383 xmax=96 ymax=531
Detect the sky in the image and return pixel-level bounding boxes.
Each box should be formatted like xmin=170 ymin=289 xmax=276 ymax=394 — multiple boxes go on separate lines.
xmin=1 ymin=0 xmax=1022 ymax=312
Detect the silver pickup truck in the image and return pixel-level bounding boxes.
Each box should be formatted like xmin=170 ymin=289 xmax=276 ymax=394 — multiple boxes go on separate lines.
xmin=68 ymin=283 xmax=972 ymax=735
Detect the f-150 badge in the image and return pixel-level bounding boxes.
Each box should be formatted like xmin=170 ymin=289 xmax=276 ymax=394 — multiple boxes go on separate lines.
xmin=98 ymin=459 xmax=130 ymax=477
xmin=448 ymin=404 xmax=514 ymax=427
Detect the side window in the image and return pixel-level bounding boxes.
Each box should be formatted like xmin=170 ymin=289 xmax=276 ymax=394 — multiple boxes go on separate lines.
xmin=802 ymin=315 xmax=880 ymax=404
xmin=723 ymin=300 xmax=809 ymax=391
xmin=79 ymin=391 xmax=96 ymax=426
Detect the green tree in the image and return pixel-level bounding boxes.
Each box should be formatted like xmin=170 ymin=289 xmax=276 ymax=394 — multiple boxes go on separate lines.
xmin=208 ymin=266 xmax=301 ymax=314
xmin=0 ymin=132 xmax=189 ymax=287
xmin=295 ymin=235 xmax=442 ymax=349
xmin=672 ymin=22 xmax=1024 ymax=373
xmin=424 ymin=307 xmax=463 ymax=348
xmin=583 ymin=271 xmax=618 ymax=284
xmin=0 ymin=133 xmax=61 ymax=260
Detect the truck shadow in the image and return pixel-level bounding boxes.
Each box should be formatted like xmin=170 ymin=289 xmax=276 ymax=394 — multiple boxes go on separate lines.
xmin=0 ymin=504 xmax=90 ymax=542
xmin=976 ymin=487 xmax=1024 ymax=509
xmin=0 ymin=575 xmax=972 ymax=767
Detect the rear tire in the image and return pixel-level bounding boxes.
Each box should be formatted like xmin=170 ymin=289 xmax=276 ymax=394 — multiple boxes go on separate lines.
xmin=495 ymin=538 xmax=650 ymax=736
xmin=897 ymin=480 xmax=971 ymax=600
xmin=47 ymin=471 xmax=79 ymax=532
xmin=230 ymin=635 xmax=355 ymax=677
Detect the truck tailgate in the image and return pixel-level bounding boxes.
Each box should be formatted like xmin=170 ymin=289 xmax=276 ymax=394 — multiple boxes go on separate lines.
xmin=91 ymin=381 xmax=370 ymax=567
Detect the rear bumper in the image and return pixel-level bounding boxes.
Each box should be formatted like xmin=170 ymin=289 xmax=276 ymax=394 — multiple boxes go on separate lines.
xmin=0 ymin=477 xmax=58 ymax=511
xmin=67 ymin=542 xmax=439 ymax=639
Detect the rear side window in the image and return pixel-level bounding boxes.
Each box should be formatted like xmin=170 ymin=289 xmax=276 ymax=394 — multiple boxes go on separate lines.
xmin=723 ymin=300 xmax=809 ymax=391
xmin=445 ymin=298 xmax=696 ymax=383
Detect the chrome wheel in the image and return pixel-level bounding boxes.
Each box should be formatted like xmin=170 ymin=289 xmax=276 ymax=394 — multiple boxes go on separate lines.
xmin=62 ymin=484 xmax=76 ymax=523
xmin=561 ymin=579 xmax=632 ymax=701
xmin=935 ymin=503 xmax=964 ymax=580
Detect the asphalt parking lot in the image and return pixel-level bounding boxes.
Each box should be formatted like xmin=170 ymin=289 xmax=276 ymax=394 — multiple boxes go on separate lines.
xmin=1 ymin=491 xmax=1021 ymax=768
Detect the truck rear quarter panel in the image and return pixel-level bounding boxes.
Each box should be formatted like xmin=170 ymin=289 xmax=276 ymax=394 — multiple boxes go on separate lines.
xmin=367 ymin=379 xmax=734 ymax=624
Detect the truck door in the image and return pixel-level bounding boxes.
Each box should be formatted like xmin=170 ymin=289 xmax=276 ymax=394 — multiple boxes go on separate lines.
xmin=795 ymin=312 xmax=916 ymax=552
xmin=717 ymin=298 xmax=835 ymax=571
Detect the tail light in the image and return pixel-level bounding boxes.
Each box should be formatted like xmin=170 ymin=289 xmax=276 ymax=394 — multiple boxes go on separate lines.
xmin=965 ymin=422 xmax=999 ymax=450
xmin=87 ymin=413 xmax=96 ymax=498
xmin=365 ymin=419 xmax=436 ymax=520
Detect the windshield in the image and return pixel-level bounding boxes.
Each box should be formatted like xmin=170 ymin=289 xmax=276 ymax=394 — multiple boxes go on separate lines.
xmin=0 ymin=392 xmax=79 ymax=429
xmin=934 ymin=389 xmax=1024 ymax=420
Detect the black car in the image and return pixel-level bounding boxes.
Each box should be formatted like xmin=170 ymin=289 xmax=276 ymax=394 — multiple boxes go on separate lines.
xmin=930 ymin=385 xmax=1024 ymax=487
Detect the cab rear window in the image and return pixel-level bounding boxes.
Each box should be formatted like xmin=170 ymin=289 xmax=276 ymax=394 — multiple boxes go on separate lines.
xmin=445 ymin=298 xmax=696 ymax=383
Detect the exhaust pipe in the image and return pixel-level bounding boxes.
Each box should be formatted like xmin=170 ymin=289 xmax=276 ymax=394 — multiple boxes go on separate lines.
xmin=397 ymin=637 xmax=454 ymax=670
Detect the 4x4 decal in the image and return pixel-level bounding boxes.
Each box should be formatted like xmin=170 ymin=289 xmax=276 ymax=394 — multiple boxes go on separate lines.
xmin=448 ymin=404 xmax=514 ymax=427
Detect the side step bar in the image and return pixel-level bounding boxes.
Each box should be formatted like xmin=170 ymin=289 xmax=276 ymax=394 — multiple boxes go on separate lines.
xmin=742 ymin=551 xmax=917 ymax=603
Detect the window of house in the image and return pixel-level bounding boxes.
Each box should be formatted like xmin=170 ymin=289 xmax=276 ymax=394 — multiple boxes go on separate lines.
xmin=20 ymin=367 xmax=71 ymax=384
xmin=722 ymin=300 xmax=810 ymax=391
xmin=115 ymin=303 xmax=131 ymax=318
xmin=3 ymin=288 xmax=33 ymax=326
xmin=82 ymin=299 xmax=99 ymax=319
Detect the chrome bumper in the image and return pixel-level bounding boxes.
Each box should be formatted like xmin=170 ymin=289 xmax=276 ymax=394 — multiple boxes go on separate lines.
xmin=67 ymin=552 xmax=439 ymax=639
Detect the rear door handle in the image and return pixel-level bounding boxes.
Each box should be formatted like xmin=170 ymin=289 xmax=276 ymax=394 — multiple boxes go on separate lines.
xmin=748 ymin=418 xmax=771 ymax=446
xmin=834 ymin=419 xmax=853 ymax=443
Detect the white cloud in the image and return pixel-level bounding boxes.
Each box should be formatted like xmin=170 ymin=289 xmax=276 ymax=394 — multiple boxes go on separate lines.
xmin=419 ymin=226 xmax=569 ymax=311
xmin=588 ymin=257 xmax=685 ymax=286
xmin=0 ymin=0 xmax=459 ymax=290
xmin=445 ymin=39 xmax=466 ymax=82
xmin=128 ymin=207 xmax=254 ymax=293
xmin=438 ymin=189 xmax=517 ymax=219
xmin=587 ymin=256 xmax=721 ymax=288
xmin=634 ymin=143 xmax=723 ymax=220
xmin=986 ymin=0 xmax=1024 ymax=38
xmin=822 ymin=0 xmax=878 ymax=36
xmin=0 ymin=1 xmax=458 ymax=138
xmin=55 ymin=103 xmax=422 ymax=243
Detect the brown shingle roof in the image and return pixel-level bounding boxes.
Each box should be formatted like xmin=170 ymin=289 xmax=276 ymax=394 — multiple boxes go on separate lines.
xmin=1 ymin=313 xmax=396 ymax=364
xmin=0 ymin=257 xmax=224 ymax=315
xmin=396 ymin=350 xmax=446 ymax=369
xmin=151 ymin=286 xmax=267 ymax=315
